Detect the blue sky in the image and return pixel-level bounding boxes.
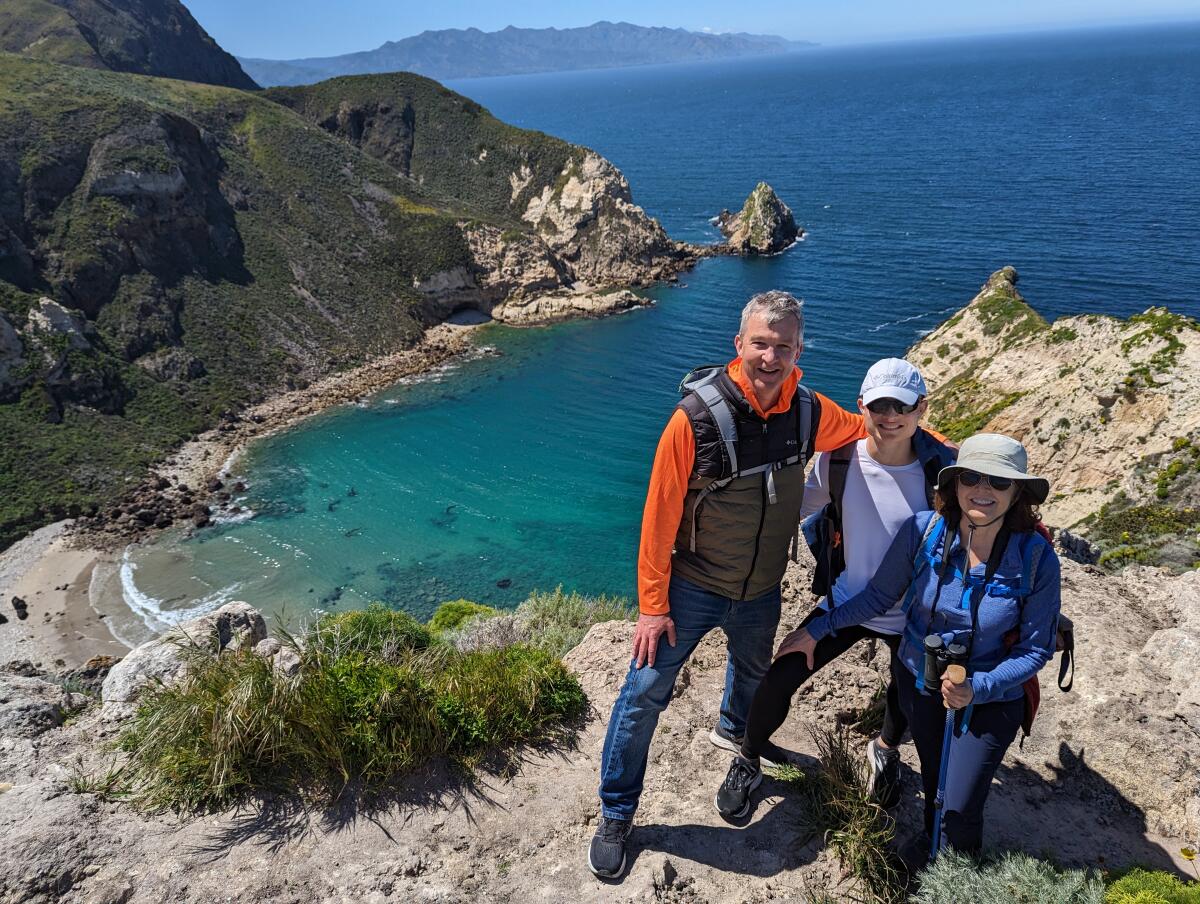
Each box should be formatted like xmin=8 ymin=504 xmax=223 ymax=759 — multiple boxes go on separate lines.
xmin=188 ymin=0 xmax=1200 ymax=59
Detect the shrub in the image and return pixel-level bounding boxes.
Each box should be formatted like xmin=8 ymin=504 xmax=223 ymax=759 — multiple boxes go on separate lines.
xmin=1106 ymin=868 xmax=1200 ymax=904
xmin=776 ymin=725 xmax=903 ymax=904
xmin=118 ymin=608 xmax=586 ymax=810
xmin=914 ymin=850 xmax=1104 ymax=904
xmin=516 ymin=585 xmax=634 ymax=657
xmin=428 ymin=599 xmax=497 ymax=634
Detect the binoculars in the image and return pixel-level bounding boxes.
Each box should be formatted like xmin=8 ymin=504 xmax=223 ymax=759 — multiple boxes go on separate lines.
xmin=923 ymin=634 xmax=967 ymax=693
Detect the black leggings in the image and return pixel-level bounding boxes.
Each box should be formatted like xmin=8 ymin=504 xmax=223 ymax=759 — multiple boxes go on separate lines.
xmin=895 ymin=653 xmax=1023 ymax=854
xmin=742 ymin=605 xmax=907 ymax=758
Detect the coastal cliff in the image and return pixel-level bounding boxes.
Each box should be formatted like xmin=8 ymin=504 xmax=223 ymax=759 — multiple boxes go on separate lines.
xmin=912 ymin=267 xmax=1200 ymax=570
xmin=1 ymin=270 xmax=1197 ymax=902
xmin=0 ymin=56 xmax=696 ymax=551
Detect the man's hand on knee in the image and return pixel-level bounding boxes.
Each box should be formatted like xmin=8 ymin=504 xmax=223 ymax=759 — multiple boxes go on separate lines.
xmin=632 ymin=613 xmax=676 ymax=668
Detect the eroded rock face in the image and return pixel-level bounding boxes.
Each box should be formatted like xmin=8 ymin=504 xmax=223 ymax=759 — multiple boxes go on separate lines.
xmin=912 ymin=267 xmax=1200 ymax=534
xmin=520 ymin=151 xmax=691 ymax=285
xmin=717 ymin=182 xmax=800 ymax=255
xmin=100 ymin=602 xmax=266 ymax=705
xmin=319 ymin=100 xmax=416 ymax=175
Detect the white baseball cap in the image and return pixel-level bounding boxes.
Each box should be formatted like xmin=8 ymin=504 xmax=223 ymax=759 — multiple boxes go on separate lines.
xmin=859 ymin=358 xmax=928 ymax=406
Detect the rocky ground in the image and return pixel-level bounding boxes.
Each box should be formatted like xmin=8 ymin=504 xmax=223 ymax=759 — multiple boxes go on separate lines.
xmin=1 ymin=553 xmax=1195 ymax=904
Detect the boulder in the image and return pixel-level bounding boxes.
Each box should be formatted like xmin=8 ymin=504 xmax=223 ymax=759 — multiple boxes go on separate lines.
xmin=0 ymin=674 xmax=87 ymax=738
xmin=100 ymin=602 xmax=266 ymax=704
xmin=717 ymin=181 xmax=800 ymax=255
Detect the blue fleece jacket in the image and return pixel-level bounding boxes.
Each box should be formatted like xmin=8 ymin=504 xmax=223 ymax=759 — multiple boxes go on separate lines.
xmin=805 ymin=510 xmax=1061 ymax=705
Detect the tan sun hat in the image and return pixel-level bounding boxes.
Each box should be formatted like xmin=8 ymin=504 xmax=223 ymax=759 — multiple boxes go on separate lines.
xmin=937 ymin=433 xmax=1050 ymax=505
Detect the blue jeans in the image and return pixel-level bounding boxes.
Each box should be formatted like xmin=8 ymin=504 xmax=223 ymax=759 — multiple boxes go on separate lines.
xmin=597 ymin=575 xmax=782 ymax=820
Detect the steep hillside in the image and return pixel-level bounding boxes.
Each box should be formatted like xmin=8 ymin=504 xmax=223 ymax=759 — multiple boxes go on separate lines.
xmin=0 ymin=0 xmax=257 ymax=89
xmin=913 ymin=267 xmax=1200 ymax=569
xmin=241 ymin=21 xmax=815 ymax=86
xmin=0 ymin=57 xmax=691 ymax=550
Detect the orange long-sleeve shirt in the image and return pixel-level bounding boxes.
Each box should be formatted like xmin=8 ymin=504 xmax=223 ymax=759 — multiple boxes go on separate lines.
xmin=636 ymin=360 xmax=867 ymax=616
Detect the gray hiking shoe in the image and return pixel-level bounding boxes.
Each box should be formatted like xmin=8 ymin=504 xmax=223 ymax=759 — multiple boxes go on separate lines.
xmin=588 ymin=816 xmax=632 ymax=879
xmin=715 ymin=755 xmax=763 ymax=819
xmin=866 ymin=737 xmax=902 ymax=809
xmin=708 ymin=725 xmax=787 ymax=769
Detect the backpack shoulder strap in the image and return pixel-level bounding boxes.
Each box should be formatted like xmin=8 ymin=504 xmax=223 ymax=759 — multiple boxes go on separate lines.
xmin=827 ymin=440 xmax=856 ymax=520
xmin=796 ymin=385 xmax=819 ymax=463
xmin=686 ymin=375 xmax=740 ymax=475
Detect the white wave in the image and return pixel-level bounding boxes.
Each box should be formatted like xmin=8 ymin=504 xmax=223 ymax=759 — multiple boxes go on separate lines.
xmin=212 ymin=507 xmax=256 ymax=526
xmin=867 ymin=304 xmax=959 ymax=334
xmin=119 ymin=548 xmax=245 ymax=636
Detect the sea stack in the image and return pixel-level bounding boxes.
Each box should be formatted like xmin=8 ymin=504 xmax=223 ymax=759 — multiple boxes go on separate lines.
xmin=716 ymin=182 xmax=801 ymax=255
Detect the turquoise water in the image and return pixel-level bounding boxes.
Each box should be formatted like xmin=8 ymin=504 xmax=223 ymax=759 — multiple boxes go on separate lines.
xmin=98 ymin=24 xmax=1200 ymax=643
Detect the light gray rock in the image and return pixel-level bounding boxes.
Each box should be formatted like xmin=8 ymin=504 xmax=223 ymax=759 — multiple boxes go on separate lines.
xmin=0 ymin=675 xmax=86 ymax=738
xmin=716 ymin=182 xmax=800 ymax=255
xmin=100 ymin=602 xmax=266 ymax=704
xmin=25 ymin=298 xmax=92 ymax=353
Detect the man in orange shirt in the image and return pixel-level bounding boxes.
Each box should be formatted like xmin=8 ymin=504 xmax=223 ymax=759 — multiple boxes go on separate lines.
xmin=588 ymin=291 xmax=868 ymax=880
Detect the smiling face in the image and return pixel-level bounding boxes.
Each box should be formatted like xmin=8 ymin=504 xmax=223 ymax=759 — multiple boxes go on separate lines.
xmin=733 ymin=312 xmax=802 ymax=409
xmin=859 ymin=396 xmax=927 ymax=454
xmin=955 ymin=472 xmax=1019 ymax=526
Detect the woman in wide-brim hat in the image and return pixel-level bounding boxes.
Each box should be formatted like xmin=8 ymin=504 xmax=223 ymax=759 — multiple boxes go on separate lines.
xmin=779 ymin=433 xmax=1061 ymax=860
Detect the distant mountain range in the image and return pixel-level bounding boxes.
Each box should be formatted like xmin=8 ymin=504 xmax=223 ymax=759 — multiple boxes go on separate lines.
xmin=239 ymin=21 xmax=816 ymax=86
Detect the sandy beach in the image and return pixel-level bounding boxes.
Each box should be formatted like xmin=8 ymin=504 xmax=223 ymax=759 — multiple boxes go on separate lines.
xmin=0 ymin=320 xmax=483 ymax=669
xmin=0 ymin=521 xmax=128 ymax=669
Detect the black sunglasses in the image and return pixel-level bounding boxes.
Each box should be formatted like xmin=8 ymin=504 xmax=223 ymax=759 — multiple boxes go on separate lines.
xmin=957 ymin=470 xmax=1014 ymax=492
xmin=865 ymin=398 xmax=920 ymax=416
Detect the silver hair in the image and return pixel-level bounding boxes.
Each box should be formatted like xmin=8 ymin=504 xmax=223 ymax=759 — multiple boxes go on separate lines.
xmin=739 ymin=291 xmax=805 ymax=342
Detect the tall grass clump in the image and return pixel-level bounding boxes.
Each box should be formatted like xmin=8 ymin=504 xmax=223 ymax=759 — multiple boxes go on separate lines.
xmin=1106 ymin=868 xmax=1200 ymax=904
xmin=914 ymin=850 xmax=1105 ymax=904
xmin=776 ymin=725 xmax=904 ymax=904
xmin=119 ymin=605 xmax=586 ymax=810
xmin=515 ymin=585 xmax=635 ymax=656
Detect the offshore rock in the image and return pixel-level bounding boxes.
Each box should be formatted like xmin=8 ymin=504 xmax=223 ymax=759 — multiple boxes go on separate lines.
xmin=717 ymin=181 xmax=801 ymax=255
xmin=100 ymin=602 xmax=266 ymax=705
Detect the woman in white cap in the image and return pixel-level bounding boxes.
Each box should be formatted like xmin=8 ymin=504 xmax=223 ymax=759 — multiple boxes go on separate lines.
xmin=782 ymin=433 xmax=1061 ymax=861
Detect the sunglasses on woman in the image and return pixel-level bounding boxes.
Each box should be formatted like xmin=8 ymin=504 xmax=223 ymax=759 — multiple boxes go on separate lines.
xmin=957 ymin=470 xmax=1014 ymax=491
xmin=865 ymin=398 xmax=920 ymax=415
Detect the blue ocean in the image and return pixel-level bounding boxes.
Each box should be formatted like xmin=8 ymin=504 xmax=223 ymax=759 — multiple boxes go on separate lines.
xmin=98 ymin=24 xmax=1200 ymax=642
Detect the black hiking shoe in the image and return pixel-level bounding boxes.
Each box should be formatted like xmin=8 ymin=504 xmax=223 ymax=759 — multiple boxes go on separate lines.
xmin=865 ymin=737 xmax=902 ymax=809
xmin=588 ymin=816 xmax=633 ymax=879
xmin=715 ymin=755 xmax=763 ymax=819
xmin=708 ymin=725 xmax=787 ymax=769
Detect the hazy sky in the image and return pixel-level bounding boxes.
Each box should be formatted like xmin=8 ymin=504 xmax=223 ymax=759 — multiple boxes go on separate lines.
xmin=188 ymin=0 xmax=1200 ymax=59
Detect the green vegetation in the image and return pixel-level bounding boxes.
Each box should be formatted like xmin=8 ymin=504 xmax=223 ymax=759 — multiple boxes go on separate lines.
xmin=913 ymin=851 xmax=1104 ymax=904
xmin=118 ymin=605 xmax=587 ymax=810
xmin=1121 ymin=309 xmax=1199 ymax=375
xmin=1105 ymin=869 xmax=1200 ymax=904
xmin=264 ymin=73 xmax=578 ymax=221
xmin=777 ymin=726 xmax=903 ymax=904
xmin=513 ymin=585 xmax=634 ymax=656
xmin=972 ymin=270 xmax=1049 ymax=345
xmin=1048 ymin=326 xmax=1080 ymax=344
xmin=428 ymin=600 xmax=498 ymax=634
xmin=933 ymin=383 xmax=1027 ymax=443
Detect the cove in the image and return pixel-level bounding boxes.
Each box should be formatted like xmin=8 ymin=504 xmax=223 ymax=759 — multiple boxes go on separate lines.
xmin=94 ymin=25 xmax=1200 ymax=643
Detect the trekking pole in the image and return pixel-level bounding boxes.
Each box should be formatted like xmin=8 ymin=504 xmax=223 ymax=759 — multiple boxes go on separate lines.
xmin=929 ymin=662 xmax=967 ymax=862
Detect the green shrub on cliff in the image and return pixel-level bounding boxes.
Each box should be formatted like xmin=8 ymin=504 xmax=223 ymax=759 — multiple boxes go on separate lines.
xmin=428 ymin=599 xmax=498 ymax=634
xmin=118 ymin=606 xmax=586 ymax=809
xmin=518 ymin=585 xmax=635 ymax=656
xmin=1105 ymin=869 xmax=1200 ymax=904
